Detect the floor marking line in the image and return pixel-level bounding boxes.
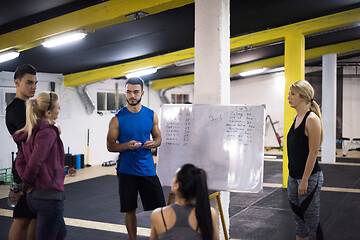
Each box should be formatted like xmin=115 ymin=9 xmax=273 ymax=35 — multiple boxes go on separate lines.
xmin=0 ymin=208 xmax=12 ymax=217
xmin=323 ymin=162 xmax=360 ymax=167
xmin=0 ymin=208 xmax=150 ymax=237
xmin=64 ymin=217 xmax=151 ymax=236
xmin=264 ymin=158 xmax=360 ymax=166
xmin=263 ymin=183 xmax=360 ymax=193
xmin=0 ymin=208 xmax=243 ymax=239
xmin=263 ymin=183 xmax=282 ymax=188
xmin=321 ymin=186 xmax=360 ymax=193
xmin=264 ymin=158 xmax=283 ymax=162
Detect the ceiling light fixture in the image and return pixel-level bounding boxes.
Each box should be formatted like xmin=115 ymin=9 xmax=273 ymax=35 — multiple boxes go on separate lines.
xmin=126 ymin=11 xmax=148 ymax=20
xmin=125 ymin=67 xmax=157 ymax=78
xmin=0 ymin=50 xmax=20 ymax=63
xmin=174 ymin=58 xmax=194 ymax=67
xmin=267 ymin=67 xmax=285 ymax=73
xmin=42 ymin=30 xmax=87 ymax=48
xmin=239 ymin=68 xmax=266 ymax=77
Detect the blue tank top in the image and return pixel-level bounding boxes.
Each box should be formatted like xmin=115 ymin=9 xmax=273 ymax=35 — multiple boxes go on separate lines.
xmin=158 ymin=204 xmax=202 ymax=240
xmin=116 ymin=105 xmax=156 ymax=176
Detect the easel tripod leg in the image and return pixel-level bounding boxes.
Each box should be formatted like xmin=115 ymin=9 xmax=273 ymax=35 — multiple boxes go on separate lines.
xmin=216 ymin=193 xmax=229 ymax=240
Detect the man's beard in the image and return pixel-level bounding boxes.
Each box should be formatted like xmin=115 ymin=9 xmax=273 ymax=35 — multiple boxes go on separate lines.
xmin=127 ymin=98 xmax=141 ymax=106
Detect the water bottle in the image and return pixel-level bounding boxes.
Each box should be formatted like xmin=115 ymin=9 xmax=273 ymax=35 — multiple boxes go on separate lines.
xmin=102 ymin=160 xmax=116 ymax=166
xmin=7 ymin=183 xmax=21 ymax=208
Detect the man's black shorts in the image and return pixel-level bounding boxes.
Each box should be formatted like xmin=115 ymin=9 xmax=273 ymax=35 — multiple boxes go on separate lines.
xmin=13 ymin=193 xmax=36 ymax=219
xmin=117 ymin=172 xmax=165 ymax=213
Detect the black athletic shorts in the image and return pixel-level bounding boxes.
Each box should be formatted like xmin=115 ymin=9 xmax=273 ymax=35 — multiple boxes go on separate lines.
xmin=13 ymin=193 xmax=37 ymax=219
xmin=117 ymin=172 xmax=165 ymax=213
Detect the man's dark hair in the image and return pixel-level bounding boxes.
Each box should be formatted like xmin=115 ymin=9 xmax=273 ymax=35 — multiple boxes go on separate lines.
xmin=14 ymin=64 xmax=37 ymax=80
xmin=126 ymin=77 xmax=144 ymax=91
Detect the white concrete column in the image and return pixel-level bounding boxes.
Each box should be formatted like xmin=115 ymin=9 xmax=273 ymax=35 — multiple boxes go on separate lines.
xmin=322 ymin=53 xmax=337 ymax=163
xmin=194 ymin=0 xmax=230 ymax=239
xmin=194 ymin=0 xmax=230 ymax=105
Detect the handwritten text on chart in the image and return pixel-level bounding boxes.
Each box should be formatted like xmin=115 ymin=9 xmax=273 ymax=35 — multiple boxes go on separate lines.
xmin=164 ymin=109 xmax=256 ymax=147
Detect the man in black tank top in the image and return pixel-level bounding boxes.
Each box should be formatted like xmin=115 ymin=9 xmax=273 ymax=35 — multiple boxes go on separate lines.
xmin=5 ymin=64 xmax=38 ymax=240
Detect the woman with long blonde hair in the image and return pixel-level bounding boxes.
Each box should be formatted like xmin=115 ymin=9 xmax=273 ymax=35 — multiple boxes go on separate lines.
xmin=287 ymin=80 xmax=324 ymax=240
xmin=14 ymin=91 xmax=66 ymax=240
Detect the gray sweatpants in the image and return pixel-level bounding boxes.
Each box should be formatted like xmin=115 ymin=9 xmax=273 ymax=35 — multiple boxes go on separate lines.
xmin=287 ymin=171 xmax=324 ymax=239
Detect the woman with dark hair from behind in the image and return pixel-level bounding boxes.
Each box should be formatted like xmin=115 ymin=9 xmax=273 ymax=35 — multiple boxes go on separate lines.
xmin=150 ymin=163 xmax=219 ymax=240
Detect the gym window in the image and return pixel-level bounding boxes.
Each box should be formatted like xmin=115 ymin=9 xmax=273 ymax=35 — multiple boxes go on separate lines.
xmin=0 ymin=87 xmax=16 ymax=116
xmin=97 ymin=92 xmax=127 ymax=112
xmin=171 ymin=94 xmax=189 ymax=104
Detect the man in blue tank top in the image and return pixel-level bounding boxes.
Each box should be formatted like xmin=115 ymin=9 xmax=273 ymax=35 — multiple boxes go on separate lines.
xmin=107 ymin=77 xmax=165 ymax=240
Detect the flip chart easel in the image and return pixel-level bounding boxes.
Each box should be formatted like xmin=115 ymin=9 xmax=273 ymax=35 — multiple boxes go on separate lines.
xmin=158 ymin=104 xmax=266 ymax=192
xmin=158 ymin=104 xmax=265 ymax=240
xmin=167 ymin=191 xmax=229 ymax=240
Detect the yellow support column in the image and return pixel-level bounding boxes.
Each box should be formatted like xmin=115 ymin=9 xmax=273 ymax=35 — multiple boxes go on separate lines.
xmin=283 ymin=30 xmax=305 ymax=188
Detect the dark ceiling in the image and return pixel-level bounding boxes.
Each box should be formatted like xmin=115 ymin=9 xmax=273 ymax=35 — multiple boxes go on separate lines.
xmin=0 ymin=0 xmax=360 ymax=83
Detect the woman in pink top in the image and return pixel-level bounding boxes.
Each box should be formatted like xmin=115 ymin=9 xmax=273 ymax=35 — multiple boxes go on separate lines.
xmin=14 ymin=92 xmax=66 ymax=240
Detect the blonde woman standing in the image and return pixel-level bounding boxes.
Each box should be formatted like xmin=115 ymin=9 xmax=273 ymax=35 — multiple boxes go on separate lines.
xmin=13 ymin=92 xmax=66 ymax=240
xmin=287 ymin=80 xmax=324 ymax=240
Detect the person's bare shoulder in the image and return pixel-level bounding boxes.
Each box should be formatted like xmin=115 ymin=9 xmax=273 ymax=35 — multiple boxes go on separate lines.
xmin=151 ymin=207 xmax=164 ymax=225
xmin=152 ymin=207 xmax=162 ymax=215
xmin=307 ymin=112 xmax=321 ymax=125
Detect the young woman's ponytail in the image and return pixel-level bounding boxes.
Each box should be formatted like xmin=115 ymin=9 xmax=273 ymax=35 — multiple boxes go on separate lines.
xmin=310 ymin=99 xmax=324 ymax=144
xmin=195 ymin=168 xmax=213 ymax=240
xmin=21 ymin=99 xmax=38 ymax=140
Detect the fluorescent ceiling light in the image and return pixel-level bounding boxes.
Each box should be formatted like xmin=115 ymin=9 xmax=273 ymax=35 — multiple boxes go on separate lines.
xmin=0 ymin=50 xmax=20 ymax=63
xmin=42 ymin=31 xmax=87 ymax=48
xmin=126 ymin=11 xmax=148 ymax=20
xmin=174 ymin=58 xmax=194 ymax=67
xmin=125 ymin=68 xmax=157 ymax=78
xmin=267 ymin=67 xmax=285 ymax=73
xmin=239 ymin=68 xmax=266 ymax=77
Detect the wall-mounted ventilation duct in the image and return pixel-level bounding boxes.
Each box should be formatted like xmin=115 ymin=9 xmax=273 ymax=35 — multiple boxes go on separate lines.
xmin=157 ymin=88 xmax=173 ymax=104
xmin=76 ymin=85 xmax=95 ymax=114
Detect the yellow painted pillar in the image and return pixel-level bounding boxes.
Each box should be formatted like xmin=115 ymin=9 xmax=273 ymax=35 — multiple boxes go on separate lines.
xmin=283 ymin=30 xmax=305 ymax=188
